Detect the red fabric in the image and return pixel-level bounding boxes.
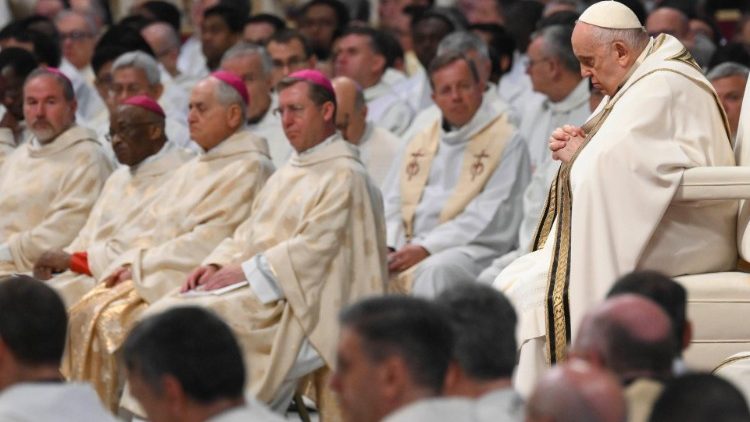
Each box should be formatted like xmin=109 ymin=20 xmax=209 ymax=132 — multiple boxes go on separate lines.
xmin=70 ymin=251 xmax=91 ymax=276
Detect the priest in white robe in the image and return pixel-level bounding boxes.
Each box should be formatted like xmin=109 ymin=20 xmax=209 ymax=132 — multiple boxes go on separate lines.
xmin=332 ymin=76 xmax=401 ymax=187
xmin=221 ymin=42 xmax=292 ymax=168
xmin=135 ymin=70 xmax=387 ymax=418
xmin=0 ymin=68 xmax=113 ymax=275
xmin=333 ymin=27 xmax=414 ymax=136
xmin=33 ymin=97 xmax=194 ymax=307
xmin=384 ymin=52 xmax=530 ymax=297
xmin=494 ymin=1 xmax=738 ymax=396
xmin=63 ymin=71 xmax=275 ymax=410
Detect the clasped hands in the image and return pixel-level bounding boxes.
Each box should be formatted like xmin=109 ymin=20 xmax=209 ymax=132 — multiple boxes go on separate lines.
xmin=549 ymin=125 xmax=586 ymax=163
xmin=388 ymin=244 xmax=430 ymax=273
xmin=180 ymin=263 xmax=245 ymax=293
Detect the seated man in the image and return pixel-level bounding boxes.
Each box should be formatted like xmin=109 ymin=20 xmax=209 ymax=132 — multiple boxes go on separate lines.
xmin=109 ymin=51 xmax=193 ymax=151
xmin=526 ymin=361 xmax=626 ymax=422
xmin=220 ymin=42 xmax=291 ymax=167
xmin=436 ymin=284 xmax=523 ymax=421
xmin=0 ymin=275 xmax=114 ymax=421
xmin=383 ymin=51 xmax=529 ymax=297
xmin=571 ymin=294 xmax=676 ymax=422
xmin=124 ymin=307 xmax=283 ymax=422
xmin=138 ymin=70 xmax=387 ymax=416
xmin=33 ymin=96 xmax=194 ymax=306
xmin=332 ymin=76 xmax=400 ymax=187
xmin=494 ymin=1 xmax=737 ymax=396
xmin=266 ymin=30 xmax=318 ymax=86
xmin=332 ymin=296 xmax=472 ymax=422
xmin=333 ymin=26 xmax=414 ymax=135
xmin=707 ymin=61 xmax=748 ymax=141
xmin=0 ymin=67 xmax=113 ymax=274
xmin=63 ymin=71 xmax=274 ymax=410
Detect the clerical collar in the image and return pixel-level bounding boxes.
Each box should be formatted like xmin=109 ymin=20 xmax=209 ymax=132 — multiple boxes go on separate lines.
xmin=297 ymin=132 xmax=338 ymax=157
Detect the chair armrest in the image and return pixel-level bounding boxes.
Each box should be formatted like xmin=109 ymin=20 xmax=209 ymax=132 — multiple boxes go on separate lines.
xmin=675 ymin=167 xmax=750 ymax=201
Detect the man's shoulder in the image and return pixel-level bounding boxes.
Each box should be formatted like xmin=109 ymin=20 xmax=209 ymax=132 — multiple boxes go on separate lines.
xmin=384 ymin=398 xmax=477 ymax=422
xmin=0 ymin=382 xmax=115 ymax=421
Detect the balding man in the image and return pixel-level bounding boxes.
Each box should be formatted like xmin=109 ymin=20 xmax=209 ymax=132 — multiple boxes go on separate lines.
xmin=707 ymin=62 xmax=749 ymax=141
xmin=526 ymin=361 xmax=626 ymax=422
xmin=136 ymin=70 xmax=387 ymax=418
xmin=646 ymin=7 xmax=715 ymax=68
xmin=0 ymin=68 xmax=112 ymax=275
xmin=571 ymin=295 xmax=675 ymax=422
xmin=64 ymin=72 xmax=274 ymax=410
xmin=332 ymin=76 xmax=400 ymax=187
xmin=495 ymin=1 xmax=736 ymax=396
xmin=34 ymin=97 xmax=194 ymax=307
xmin=334 ymin=27 xmax=414 ymax=135
xmin=221 ymin=42 xmax=291 ymax=167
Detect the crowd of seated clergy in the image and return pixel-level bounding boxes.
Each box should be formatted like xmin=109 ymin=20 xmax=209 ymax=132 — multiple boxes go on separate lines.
xmin=1 ymin=0 xmax=750 ymax=420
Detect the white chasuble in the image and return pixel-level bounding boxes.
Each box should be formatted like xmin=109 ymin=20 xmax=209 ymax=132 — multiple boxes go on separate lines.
xmin=495 ymin=35 xmax=737 ymax=393
xmin=0 ymin=125 xmax=113 ymax=273
xmin=143 ymin=137 xmax=387 ymax=406
xmin=49 ymin=144 xmax=194 ymax=306
xmin=63 ymin=129 xmax=274 ymax=410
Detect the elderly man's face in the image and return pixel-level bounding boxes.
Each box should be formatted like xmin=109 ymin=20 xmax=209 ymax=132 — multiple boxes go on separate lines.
xmin=24 ymin=75 xmax=76 ymax=143
xmin=526 ymin=36 xmax=555 ymax=96
xmin=712 ymin=75 xmax=747 ymax=138
xmin=431 ymin=59 xmax=483 ymax=127
xmin=277 ymin=81 xmax=333 ymax=153
xmin=188 ymin=78 xmax=238 ymax=150
xmin=268 ymin=39 xmax=314 ymax=86
xmin=56 ymin=13 xmax=96 ymax=69
xmin=221 ymin=55 xmax=272 ymax=122
xmin=330 ymin=327 xmax=385 ymax=422
xmin=109 ymin=106 xmax=161 ymax=167
xmin=572 ymin=23 xmax=629 ymax=97
xmin=111 ymin=67 xmax=161 ymax=105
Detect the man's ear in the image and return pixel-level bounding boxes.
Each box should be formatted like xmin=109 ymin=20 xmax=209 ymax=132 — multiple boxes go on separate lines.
xmin=613 ymin=41 xmax=630 ymax=65
xmin=227 ymin=103 xmax=245 ymax=128
xmin=162 ymin=374 xmax=187 ymax=414
xmin=442 ymin=361 xmax=463 ymax=396
xmin=321 ymin=101 xmax=336 ymax=123
xmin=380 ymin=355 xmax=408 ymax=403
xmin=372 ymin=54 xmax=387 ymax=78
xmin=682 ymin=320 xmax=693 ymax=351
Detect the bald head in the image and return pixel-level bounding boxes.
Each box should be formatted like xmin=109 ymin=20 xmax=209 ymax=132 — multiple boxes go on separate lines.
xmin=646 ymin=7 xmax=689 ymax=40
xmin=527 ymin=360 xmax=626 ymax=422
xmin=332 ymin=76 xmax=367 ymax=144
xmin=573 ymin=295 xmax=675 ymax=381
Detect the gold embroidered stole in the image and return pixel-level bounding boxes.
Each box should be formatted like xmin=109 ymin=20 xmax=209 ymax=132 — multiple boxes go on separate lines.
xmin=399 ymin=114 xmax=515 ymax=241
xmin=530 ymin=34 xmax=729 ymax=365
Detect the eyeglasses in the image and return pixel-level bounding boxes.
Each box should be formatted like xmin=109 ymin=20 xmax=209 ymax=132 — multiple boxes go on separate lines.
xmin=105 ymin=121 xmax=155 ymax=142
xmin=110 ymin=84 xmax=146 ymax=98
xmin=59 ymin=31 xmax=93 ymax=42
xmin=272 ymin=56 xmax=308 ymax=70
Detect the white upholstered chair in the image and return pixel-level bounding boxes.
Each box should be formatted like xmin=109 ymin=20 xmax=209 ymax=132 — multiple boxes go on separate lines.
xmin=673 ymin=81 xmax=750 ymax=370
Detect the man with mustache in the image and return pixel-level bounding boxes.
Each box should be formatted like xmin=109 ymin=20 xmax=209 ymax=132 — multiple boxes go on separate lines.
xmin=0 ymin=67 xmax=113 ymax=275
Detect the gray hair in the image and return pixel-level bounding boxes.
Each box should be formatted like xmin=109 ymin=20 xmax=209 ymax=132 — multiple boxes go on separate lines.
xmin=213 ymin=77 xmax=248 ymax=120
xmin=436 ymin=31 xmax=490 ymax=63
xmin=55 ymin=9 xmax=98 ymax=35
xmin=25 ymin=68 xmax=75 ymax=101
xmin=221 ymin=42 xmax=273 ymax=76
xmin=707 ymin=62 xmax=750 ymax=81
xmin=534 ymin=24 xmax=580 ymax=74
xmin=588 ymin=25 xmax=650 ymax=52
xmin=112 ymin=51 xmax=161 ymax=86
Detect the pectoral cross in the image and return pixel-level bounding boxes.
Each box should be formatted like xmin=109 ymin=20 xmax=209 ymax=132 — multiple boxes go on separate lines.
xmin=471 ymin=150 xmax=490 ymax=181
xmin=406 ymin=150 xmax=424 ymax=181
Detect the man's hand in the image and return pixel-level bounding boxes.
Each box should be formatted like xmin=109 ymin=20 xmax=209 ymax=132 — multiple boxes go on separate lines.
xmin=200 ymin=264 xmax=245 ymax=291
xmin=388 ymin=244 xmax=430 ymax=273
xmin=181 ymin=264 xmax=220 ymax=292
xmin=104 ymin=266 xmax=132 ymax=288
xmin=549 ymin=125 xmax=586 ymax=163
xmin=33 ymin=250 xmax=71 ymax=280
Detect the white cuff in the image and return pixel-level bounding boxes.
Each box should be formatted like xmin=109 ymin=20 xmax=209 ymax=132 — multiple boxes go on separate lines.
xmin=0 ymin=244 xmax=12 ymax=262
xmin=241 ymin=254 xmax=285 ymax=304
